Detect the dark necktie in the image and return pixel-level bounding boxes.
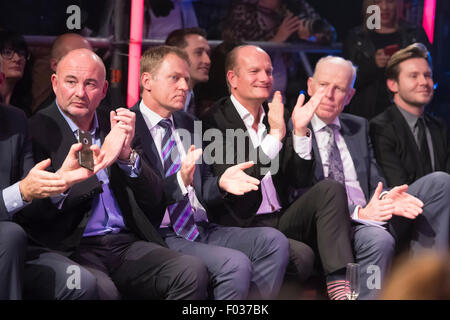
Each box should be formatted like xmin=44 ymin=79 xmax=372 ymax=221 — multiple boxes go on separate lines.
xmin=416 ymin=117 xmax=432 ymax=174
xmin=324 ymin=124 xmax=345 ymax=185
xmin=158 ymin=119 xmax=199 ymax=241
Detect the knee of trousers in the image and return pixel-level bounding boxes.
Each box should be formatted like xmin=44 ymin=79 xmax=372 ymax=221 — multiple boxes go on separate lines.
xmin=417 ymin=171 xmax=450 ymax=196
xmin=356 ymin=229 xmax=395 ymax=258
xmin=0 ymin=222 xmax=27 ymax=257
xmin=172 ymin=254 xmax=209 ymax=295
xmin=60 ymin=267 xmax=99 ymax=300
xmin=219 ymin=251 xmax=253 ymax=294
xmin=315 ymin=180 xmax=347 ymax=204
xmin=256 ymin=227 xmax=289 ymax=261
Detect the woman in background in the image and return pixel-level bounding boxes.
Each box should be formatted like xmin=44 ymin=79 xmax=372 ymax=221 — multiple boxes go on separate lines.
xmin=343 ymin=0 xmax=430 ymax=120
xmin=0 ymin=29 xmax=32 ymax=116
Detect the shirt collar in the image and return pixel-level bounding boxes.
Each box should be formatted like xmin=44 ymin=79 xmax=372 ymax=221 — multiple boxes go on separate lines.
xmin=396 ymin=104 xmax=420 ymax=128
xmin=55 ymin=101 xmax=99 ymax=136
xmin=139 ymin=99 xmax=175 ymax=130
xmin=311 ymin=114 xmax=341 ymax=133
xmin=230 ymin=94 xmax=266 ymax=127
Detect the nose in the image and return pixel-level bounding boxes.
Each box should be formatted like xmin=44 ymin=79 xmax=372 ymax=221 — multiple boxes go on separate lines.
xmin=325 ymin=85 xmax=334 ymax=99
xmin=179 ymin=78 xmax=189 ymax=91
xmin=75 ymin=83 xmax=87 ymax=97
xmin=203 ymin=52 xmax=211 ymax=66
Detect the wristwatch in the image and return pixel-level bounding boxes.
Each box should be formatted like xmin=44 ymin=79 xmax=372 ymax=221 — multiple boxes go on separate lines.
xmin=126 ymin=149 xmax=139 ymax=166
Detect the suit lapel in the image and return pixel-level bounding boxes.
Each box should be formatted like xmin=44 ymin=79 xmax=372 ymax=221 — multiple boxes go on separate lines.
xmin=133 ymin=105 xmax=164 ymax=175
xmin=426 ymin=115 xmax=444 ymax=170
xmin=172 ymin=111 xmax=203 ymax=195
xmin=309 ymin=125 xmax=325 ymax=181
xmin=339 ymin=116 xmax=370 ymax=198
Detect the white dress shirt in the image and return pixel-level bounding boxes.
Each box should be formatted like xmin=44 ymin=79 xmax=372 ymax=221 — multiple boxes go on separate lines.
xmin=230 ymin=95 xmax=312 ymax=214
xmin=139 ymin=101 xmax=208 ymax=228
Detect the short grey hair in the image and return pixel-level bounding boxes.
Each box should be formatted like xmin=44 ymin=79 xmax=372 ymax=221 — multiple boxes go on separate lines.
xmin=313 ymin=56 xmax=358 ymax=88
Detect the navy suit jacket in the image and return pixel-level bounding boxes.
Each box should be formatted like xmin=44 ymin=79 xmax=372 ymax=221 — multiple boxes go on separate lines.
xmin=310 ymin=113 xmax=387 ymax=213
xmin=131 ymin=102 xmax=226 ymax=227
xmin=0 ymin=105 xmax=34 ymax=221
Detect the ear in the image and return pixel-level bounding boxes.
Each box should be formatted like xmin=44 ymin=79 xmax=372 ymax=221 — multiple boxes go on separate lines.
xmin=141 ymin=72 xmax=152 ymax=92
xmin=344 ymin=87 xmax=356 ymax=106
xmin=227 ymin=70 xmax=237 ymax=90
xmin=51 ymin=73 xmax=58 ymax=95
xmin=307 ymin=77 xmax=314 ymax=96
xmin=386 ymin=78 xmax=398 ymax=94
xmin=102 ymin=79 xmax=109 ymax=98
xmin=50 ymin=58 xmax=58 ymax=72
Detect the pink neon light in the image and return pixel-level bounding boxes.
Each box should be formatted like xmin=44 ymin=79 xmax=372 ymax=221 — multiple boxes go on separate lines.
xmin=127 ymin=0 xmax=144 ymax=107
xmin=423 ymin=0 xmax=436 ymax=44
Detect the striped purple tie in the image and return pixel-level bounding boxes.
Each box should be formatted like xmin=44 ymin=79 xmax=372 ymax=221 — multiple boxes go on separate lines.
xmin=159 ymin=119 xmax=199 ymax=241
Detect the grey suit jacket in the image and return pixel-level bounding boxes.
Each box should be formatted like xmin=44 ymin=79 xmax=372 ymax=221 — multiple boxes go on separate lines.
xmin=310 ymin=113 xmax=387 ymax=213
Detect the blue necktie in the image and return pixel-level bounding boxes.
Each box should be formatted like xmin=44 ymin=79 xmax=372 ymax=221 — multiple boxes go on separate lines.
xmin=159 ymin=119 xmax=199 ymax=241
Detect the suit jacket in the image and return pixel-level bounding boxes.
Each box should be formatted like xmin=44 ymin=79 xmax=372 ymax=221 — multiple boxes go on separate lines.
xmin=13 ymin=102 xmax=167 ymax=252
xmin=370 ymin=105 xmax=450 ymax=187
xmin=310 ymin=113 xmax=387 ymax=213
xmin=0 ymin=105 xmax=34 ymax=221
xmin=131 ymin=102 xmax=226 ymax=224
xmin=200 ymin=97 xmax=314 ymax=227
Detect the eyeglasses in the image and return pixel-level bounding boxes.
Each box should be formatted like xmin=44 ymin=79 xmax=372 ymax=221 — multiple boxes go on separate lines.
xmin=1 ymin=48 xmax=30 ymax=61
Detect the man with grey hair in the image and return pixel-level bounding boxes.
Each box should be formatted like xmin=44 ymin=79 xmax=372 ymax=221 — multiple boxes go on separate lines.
xmin=304 ymin=55 xmax=450 ymax=299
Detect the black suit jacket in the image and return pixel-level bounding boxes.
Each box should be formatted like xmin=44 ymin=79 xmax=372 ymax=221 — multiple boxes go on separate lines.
xmin=131 ymin=102 xmax=226 ymax=225
xmin=0 ymin=105 xmax=34 ymax=221
xmin=14 ymin=102 xmax=167 ymax=252
xmin=200 ymin=97 xmax=314 ymax=227
xmin=370 ymin=105 xmax=450 ymax=187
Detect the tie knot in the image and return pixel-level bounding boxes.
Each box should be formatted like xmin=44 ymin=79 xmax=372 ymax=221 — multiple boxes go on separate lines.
xmin=158 ymin=118 xmax=172 ymax=130
xmin=325 ymin=124 xmax=338 ymax=135
xmin=416 ymin=117 xmax=426 ymax=128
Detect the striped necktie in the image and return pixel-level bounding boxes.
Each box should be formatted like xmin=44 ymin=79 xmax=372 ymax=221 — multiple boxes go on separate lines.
xmin=159 ymin=118 xmax=199 ymax=241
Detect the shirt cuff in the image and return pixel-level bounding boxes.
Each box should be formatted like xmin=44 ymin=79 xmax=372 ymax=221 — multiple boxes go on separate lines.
xmin=379 ymin=191 xmax=389 ymax=200
xmin=261 ymin=134 xmax=283 ymax=160
xmin=292 ymin=130 xmax=312 ymax=160
xmin=2 ymin=182 xmax=29 ymax=218
xmin=117 ymin=155 xmax=141 ymax=178
xmin=50 ymin=189 xmax=70 ymax=210
xmin=177 ymin=171 xmax=189 ymax=196
xmin=352 ymin=205 xmax=362 ymax=220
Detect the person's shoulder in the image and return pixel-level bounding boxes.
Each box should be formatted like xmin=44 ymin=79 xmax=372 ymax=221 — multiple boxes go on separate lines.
xmin=0 ymin=104 xmax=28 ymax=134
xmin=202 ymin=97 xmax=230 ymax=119
xmin=370 ymin=105 xmax=397 ymax=125
xmin=0 ymin=103 xmax=27 ymax=122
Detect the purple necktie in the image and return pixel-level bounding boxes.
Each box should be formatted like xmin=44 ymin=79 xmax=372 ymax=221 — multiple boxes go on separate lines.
xmin=159 ymin=119 xmax=199 ymax=241
xmin=325 ymin=124 xmax=345 ymax=185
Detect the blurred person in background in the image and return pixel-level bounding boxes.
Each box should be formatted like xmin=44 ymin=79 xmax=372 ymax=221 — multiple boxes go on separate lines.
xmin=222 ymin=0 xmax=335 ymax=99
xmin=0 ymin=29 xmax=32 ymax=116
xmin=343 ymin=0 xmax=430 ymax=120
xmin=380 ymin=251 xmax=450 ymax=300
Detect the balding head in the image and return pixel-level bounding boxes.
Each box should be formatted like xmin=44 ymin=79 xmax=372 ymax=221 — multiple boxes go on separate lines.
xmin=307 ymin=56 xmax=357 ymax=124
xmin=313 ymin=56 xmax=357 ymax=88
xmin=51 ymin=48 xmax=108 ymax=131
xmin=50 ymin=33 xmax=92 ymax=72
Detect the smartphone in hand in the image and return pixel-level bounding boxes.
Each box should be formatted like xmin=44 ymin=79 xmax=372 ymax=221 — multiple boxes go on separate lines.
xmin=78 ymin=130 xmax=94 ymax=171
xmin=384 ymin=44 xmax=400 ymax=56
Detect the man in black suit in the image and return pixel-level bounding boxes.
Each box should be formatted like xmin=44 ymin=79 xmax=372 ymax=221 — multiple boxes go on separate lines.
xmin=14 ymin=48 xmax=208 ymax=300
xmin=0 ymin=55 xmax=105 ymax=299
xmin=201 ymin=45 xmax=355 ymax=300
xmin=304 ymin=55 xmax=449 ymax=298
xmin=370 ymin=43 xmax=450 ymax=187
xmin=132 ymin=45 xmax=289 ymax=299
